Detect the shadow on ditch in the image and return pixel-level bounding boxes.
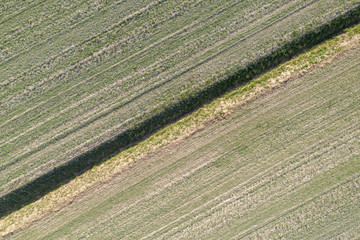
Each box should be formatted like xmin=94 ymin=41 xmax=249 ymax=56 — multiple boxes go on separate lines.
xmin=1 ymin=5 xmax=359 ymax=219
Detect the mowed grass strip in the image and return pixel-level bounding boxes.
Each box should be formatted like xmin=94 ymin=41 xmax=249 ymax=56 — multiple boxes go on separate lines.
xmin=1 ymin=0 xmax=359 ymax=198
xmin=2 ymin=25 xmax=359 ymax=239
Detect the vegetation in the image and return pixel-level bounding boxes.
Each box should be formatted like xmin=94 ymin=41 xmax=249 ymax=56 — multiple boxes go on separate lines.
xmin=1 ymin=21 xmax=359 ymax=238
xmin=6 ymin=37 xmax=360 ymax=239
xmin=1 ymin=0 xmax=360 ymax=215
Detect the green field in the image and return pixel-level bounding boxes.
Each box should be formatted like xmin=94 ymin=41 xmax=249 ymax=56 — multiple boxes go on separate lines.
xmin=7 ymin=39 xmax=360 ymax=239
xmin=1 ymin=0 xmax=359 ymax=200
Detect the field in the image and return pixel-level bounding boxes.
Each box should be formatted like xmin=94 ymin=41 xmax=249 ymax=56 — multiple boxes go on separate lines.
xmin=1 ymin=0 xmax=359 ymax=201
xmin=5 ymin=33 xmax=360 ymax=239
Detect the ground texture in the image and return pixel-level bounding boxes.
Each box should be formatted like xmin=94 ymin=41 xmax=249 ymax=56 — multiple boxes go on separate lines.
xmin=1 ymin=0 xmax=359 ymax=197
xmin=7 ymin=42 xmax=360 ymax=239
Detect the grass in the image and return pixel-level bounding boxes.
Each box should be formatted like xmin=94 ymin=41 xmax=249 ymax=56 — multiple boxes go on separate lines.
xmin=6 ymin=33 xmax=360 ymax=239
xmin=1 ymin=0 xmax=359 ymax=202
xmin=1 ymin=22 xmax=359 ymax=238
